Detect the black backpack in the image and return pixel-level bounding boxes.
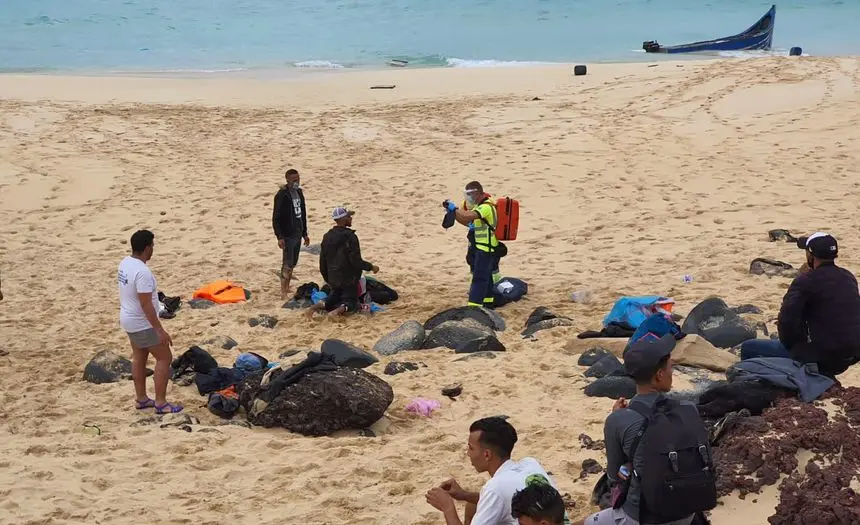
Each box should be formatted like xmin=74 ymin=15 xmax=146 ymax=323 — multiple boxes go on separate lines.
xmin=627 ymin=397 xmax=717 ymax=524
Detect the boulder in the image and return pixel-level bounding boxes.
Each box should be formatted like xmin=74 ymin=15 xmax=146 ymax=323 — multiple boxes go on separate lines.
xmin=424 ymin=306 xmax=505 ymax=333
xmin=578 ymin=347 xmax=612 ymax=367
xmin=422 ymin=319 xmax=494 ymax=350
xmin=83 ymin=350 xmax=134 ymax=384
xmin=584 ymin=376 xmax=637 ymax=399
xmin=522 ymin=317 xmax=574 ymax=338
xmin=671 ymin=335 xmax=739 ymax=372
xmin=384 ymin=362 xmax=423 ymax=375
xmin=249 ymin=314 xmax=278 ymax=328
xmin=321 ymin=339 xmax=378 ymax=368
xmin=681 ymin=297 xmax=757 ymax=349
xmin=238 ymin=367 xmax=393 ymax=436
xmin=525 ymin=306 xmax=561 ymax=328
xmin=584 ymin=354 xmax=624 ymax=378
xmin=373 ymin=321 xmax=426 ymax=356
xmin=455 ymin=335 xmax=506 ymax=354
xmin=749 ymin=258 xmax=798 ymax=278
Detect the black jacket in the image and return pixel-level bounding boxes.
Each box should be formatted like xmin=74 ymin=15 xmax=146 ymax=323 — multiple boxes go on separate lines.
xmin=778 ymin=262 xmax=860 ymax=370
xmin=272 ymin=187 xmax=308 ymax=239
xmin=319 ymin=226 xmax=373 ymax=288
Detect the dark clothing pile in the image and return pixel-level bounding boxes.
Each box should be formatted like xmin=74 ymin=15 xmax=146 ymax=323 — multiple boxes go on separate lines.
xmin=319 ymin=226 xmax=373 ymax=288
xmin=778 ymin=262 xmax=860 ymax=375
xmin=272 ymin=186 xmax=308 ymax=240
xmin=257 ymin=351 xmax=338 ymax=403
xmin=577 ymin=322 xmax=636 ymax=340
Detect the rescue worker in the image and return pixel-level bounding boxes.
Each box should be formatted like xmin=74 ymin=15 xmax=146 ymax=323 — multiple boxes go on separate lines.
xmin=445 ymin=181 xmax=501 ymax=308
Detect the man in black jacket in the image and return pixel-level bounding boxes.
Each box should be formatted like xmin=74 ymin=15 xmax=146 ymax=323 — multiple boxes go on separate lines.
xmin=306 ymin=207 xmax=378 ymax=317
xmin=272 ymin=169 xmax=310 ymax=298
xmin=741 ymin=232 xmax=860 ymax=378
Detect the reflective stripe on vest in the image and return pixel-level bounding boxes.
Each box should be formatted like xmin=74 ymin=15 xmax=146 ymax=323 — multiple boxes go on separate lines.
xmin=471 ymin=201 xmax=499 ymax=253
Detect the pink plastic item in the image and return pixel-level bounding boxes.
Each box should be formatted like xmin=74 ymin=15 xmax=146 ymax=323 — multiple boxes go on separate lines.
xmin=405 ymin=398 xmax=441 ymax=417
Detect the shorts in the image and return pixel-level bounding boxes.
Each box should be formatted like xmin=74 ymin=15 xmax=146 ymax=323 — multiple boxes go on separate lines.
xmin=324 ymin=284 xmax=358 ymax=313
xmin=585 ymin=508 xmax=693 ymax=525
xmin=127 ymin=328 xmax=159 ymax=349
xmin=281 ymin=236 xmax=302 ymax=271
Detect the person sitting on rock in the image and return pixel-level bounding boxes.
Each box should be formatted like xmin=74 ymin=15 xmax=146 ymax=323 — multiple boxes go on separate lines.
xmin=511 ymin=483 xmax=567 ymax=525
xmin=576 ymin=335 xmax=713 ymax=525
xmin=305 ymin=207 xmax=378 ymax=318
xmin=425 ymin=417 xmax=569 ymax=525
xmin=740 ymin=232 xmax=860 ymax=378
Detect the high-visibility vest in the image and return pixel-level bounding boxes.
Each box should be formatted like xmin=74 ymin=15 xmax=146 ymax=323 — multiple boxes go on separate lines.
xmin=471 ymin=199 xmax=499 ymax=253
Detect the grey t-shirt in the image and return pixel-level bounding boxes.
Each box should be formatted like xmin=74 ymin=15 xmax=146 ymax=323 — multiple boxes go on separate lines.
xmin=603 ymin=392 xmax=696 ymax=525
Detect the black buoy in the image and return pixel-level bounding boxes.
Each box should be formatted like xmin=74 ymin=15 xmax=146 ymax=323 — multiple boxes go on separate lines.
xmin=573 ymin=64 xmax=587 ymax=76
xmin=789 ymin=46 xmax=802 ymax=56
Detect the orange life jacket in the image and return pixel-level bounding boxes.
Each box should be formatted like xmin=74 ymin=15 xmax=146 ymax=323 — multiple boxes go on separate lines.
xmin=193 ymin=280 xmax=247 ymax=304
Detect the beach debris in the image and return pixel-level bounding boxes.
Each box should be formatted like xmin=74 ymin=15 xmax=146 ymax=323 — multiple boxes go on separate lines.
xmin=580 ymin=459 xmax=604 ymax=479
xmin=373 ymin=320 xmax=426 ymax=355
xmin=749 ymin=258 xmax=797 ymax=278
xmin=188 ymin=298 xmax=217 ymax=309
xmin=202 ymin=335 xmax=238 ymax=350
xmin=531 ymin=96 xmax=542 ymax=101
xmin=79 ymin=424 xmax=102 ymax=436
xmin=405 ymin=397 xmax=442 ymax=417
xmin=574 ymin=64 xmax=587 ymax=76
xmin=789 ymin=46 xmax=803 ymax=56
xmin=237 ymin=366 xmax=393 ymax=436
xmin=578 ymin=433 xmax=605 ymax=451
xmin=321 ymin=339 xmax=378 ymax=368
xmin=422 ymin=319 xmax=494 ymax=350
xmin=584 ymin=354 xmax=624 ymax=379
xmin=442 ymin=383 xmax=463 ymax=400
xmin=301 ymin=243 xmax=321 ymax=255
xmin=584 ymin=376 xmax=637 ymax=400
xmin=570 ymin=290 xmax=593 ymax=304
xmin=370 ymin=84 xmax=396 ymax=90
xmin=248 ymin=314 xmax=278 ymax=328
xmin=577 ymin=347 xmax=612 ymax=367
xmin=425 ymin=305 xmax=505 ymax=332
xmin=83 ymin=350 xmax=135 ymax=384
xmin=384 ymin=361 xmax=423 ymax=376
xmin=278 ymin=349 xmax=302 ymax=359
xmin=681 ymin=297 xmax=757 ymax=349
xmin=767 ymin=229 xmax=798 ymax=243
xmin=522 ymin=317 xmax=574 ymax=338
xmin=455 ymin=335 xmax=505 ymax=354
xmin=454 ymin=351 xmax=497 ymax=361
xmin=525 ymin=306 xmax=563 ymax=328
xmin=682 ymin=274 xmax=694 ymax=283
xmin=388 ymin=59 xmax=408 ymax=67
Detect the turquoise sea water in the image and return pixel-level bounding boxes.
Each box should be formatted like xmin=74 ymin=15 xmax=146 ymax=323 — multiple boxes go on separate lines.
xmin=0 ymin=0 xmax=856 ymax=73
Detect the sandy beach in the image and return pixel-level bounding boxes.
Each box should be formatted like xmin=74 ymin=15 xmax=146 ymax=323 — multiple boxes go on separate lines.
xmin=1 ymin=56 xmax=860 ymax=525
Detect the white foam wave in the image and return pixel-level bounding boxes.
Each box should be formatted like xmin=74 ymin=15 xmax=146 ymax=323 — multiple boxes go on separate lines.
xmin=445 ymin=57 xmax=556 ymax=68
xmin=293 ymin=60 xmax=345 ymax=69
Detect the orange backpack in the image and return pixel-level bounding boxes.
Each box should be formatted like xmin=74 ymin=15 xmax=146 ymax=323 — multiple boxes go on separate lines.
xmin=493 ymin=197 xmax=519 ymax=241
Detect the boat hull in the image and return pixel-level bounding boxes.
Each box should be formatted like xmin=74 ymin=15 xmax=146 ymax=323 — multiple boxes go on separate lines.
xmin=643 ymin=5 xmax=775 ymax=54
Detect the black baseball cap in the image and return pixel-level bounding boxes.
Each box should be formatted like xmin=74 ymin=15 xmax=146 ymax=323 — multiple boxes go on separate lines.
xmin=623 ymin=334 xmax=676 ymax=377
xmin=796 ymin=232 xmax=838 ymax=260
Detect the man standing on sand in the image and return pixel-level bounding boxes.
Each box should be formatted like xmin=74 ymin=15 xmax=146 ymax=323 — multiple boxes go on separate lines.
xmin=306 ymin=207 xmax=378 ymax=317
xmin=273 ymin=168 xmax=310 ymax=298
xmin=118 ymin=230 xmax=182 ymax=414
xmin=425 ymin=417 xmax=570 ymax=525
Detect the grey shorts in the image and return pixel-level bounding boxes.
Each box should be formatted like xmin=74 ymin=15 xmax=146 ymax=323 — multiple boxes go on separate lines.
xmin=281 ymin=236 xmax=302 ymax=271
xmin=585 ymin=508 xmax=638 ymax=525
xmin=127 ymin=328 xmax=159 ymax=349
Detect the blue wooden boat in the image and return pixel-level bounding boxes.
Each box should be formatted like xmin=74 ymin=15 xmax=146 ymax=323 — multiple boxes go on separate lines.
xmin=643 ymin=5 xmax=775 ymax=54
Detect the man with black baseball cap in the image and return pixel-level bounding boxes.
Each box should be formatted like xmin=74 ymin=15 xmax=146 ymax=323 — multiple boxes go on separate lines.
xmin=741 ymin=231 xmax=860 ymax=378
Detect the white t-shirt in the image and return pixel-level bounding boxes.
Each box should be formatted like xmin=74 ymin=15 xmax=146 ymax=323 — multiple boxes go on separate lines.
xmin=117 ymin=256 xmax=158 ymax=333
xmin=471 ymin=457 xmax=569 ymax=525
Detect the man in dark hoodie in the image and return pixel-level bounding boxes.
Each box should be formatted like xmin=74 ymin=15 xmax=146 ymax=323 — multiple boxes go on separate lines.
xmin=306 ymin=207 xmax=378 ymax=317
xmin=741 ymin=232 xmax=860 ymax=378
xmin=272 ymin=168 xmax=310 ymax=298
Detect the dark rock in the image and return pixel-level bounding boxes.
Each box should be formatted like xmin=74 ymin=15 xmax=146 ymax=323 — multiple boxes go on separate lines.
xmin=249 ymin=314 xmax=278 ymax=328
xmin=584 ymin=376 xmax=637 ymax=399
xmin=442 ymin=383 xmax=463 ymax=399
xmin=424 ymin=306 xmax=504 ymax=332
xmin=238 ymin=367 xmax=394 ymax=436
xmin=384 ymin=361 xmax=422 ymax=375
xmin=321 ymin=339 xmax=378 ymax=368
xmin=83 ymin=350 xmax=133 ymax=384
xmin=578 ymin=347 xmax=612 ymax=366
xmin=0 ymin=349 xmax=8 ymax=357
xmin=203 ymin=335 xmax=238 ymax=350
xmin=525 ymin=306 xmax=559 ymax=328
xmin=681 ymin=297 xmax=757 ymax=348
xmin=579 ymin=433 xmax=605 ymax=450
xmin=359 ymin=428 xmax=376 ymax=437
xmin=522 ymin=317 xmax=574 ymax=338
xmin=455 ymin=335 xmax=506 ymax=354
xmin=749 ymin=258 xmax=797 ymax=278
xmin=423 ymin=319 xmax=494 ymax=350
xmin=282 ymin=298 xmax=313 ymax=309
xmin=731 ymin=304 xmax=763 ymax=315
xmin=454 ymin=351 xmax=498 ymax=361
xmin=188 ymin=298 xmax=217 ymax=309
xmin=580 ymin=459 xmax=604 ymax=479
xmin=279 ymin=349 xmax=302 ymax=359
xmin=584 ymin=354 xmax=623 ymax=379
xmin=373 ymin=320 xmax=426 ymax=355
xmin=767 ymin=229 xmax=797 ymax=243
xmin=302 ymin=243 xmax=321 ymax=255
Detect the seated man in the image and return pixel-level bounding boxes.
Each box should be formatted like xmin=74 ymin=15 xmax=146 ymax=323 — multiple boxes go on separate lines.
xmin=425 ymin=417 xmax=569 ymax=525
xmin=741 ymin=232 xmax=860 ymax=378
xmin=511 ymin=483 xmax=567 ymax=525
xmin=575 ymin=335 xmax=715 ymax=525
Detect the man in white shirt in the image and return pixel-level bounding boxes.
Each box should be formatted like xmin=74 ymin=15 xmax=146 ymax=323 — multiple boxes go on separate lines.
xmin=118 ymin=230 xmax=182 ymax=414
xmin=426 ymin=417 xmax=570 ymax=525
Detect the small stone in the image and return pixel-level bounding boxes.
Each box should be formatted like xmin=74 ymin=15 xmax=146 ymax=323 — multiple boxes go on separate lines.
xmin=578 ymin=347 xmax=611 ymax=366
xmin=0 ymin=349 xmax=9 ymax=357
xmin=454 ymin=351 xmax=497 ymax=362
xmin=203 ymin=335 xmax=238 ymax=350
xmin=442 ymin=383 xmax=463 ymax=399
xmin=283 ymin=298 xmax=313 ymax=309
xmin=580 ymin=459 xmax=604 ymax=479
xmin=249 ymin=314 xmax=278 ymax=328
xmin=359 ymin=428 xmax=376 ymax=437
xmin=584 ymin=354 xmax=624 ymax=379
xmin=373 ymin=320 xmax=426 ymax=355
xmin=584 ymin=376 xmax=637 ymax=399
xmin=522 ymin=317 xmax=573 ymax=338
xmin=455 ymin=335 xmax=506 ymax=354
xmin=160 ymin=211 xmax=167 ymax=216
xmin=578 ymin=433 xmax=605 ymax=450
xmin=384 ymin=362 xmax=422 ymax=375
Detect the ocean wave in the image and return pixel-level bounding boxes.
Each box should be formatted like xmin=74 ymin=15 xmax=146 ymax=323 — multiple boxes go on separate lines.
xmin=293 ymin=60 xmax=345 ymax=69
xmin=445 ymin=57 xmax=557 ymax=68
